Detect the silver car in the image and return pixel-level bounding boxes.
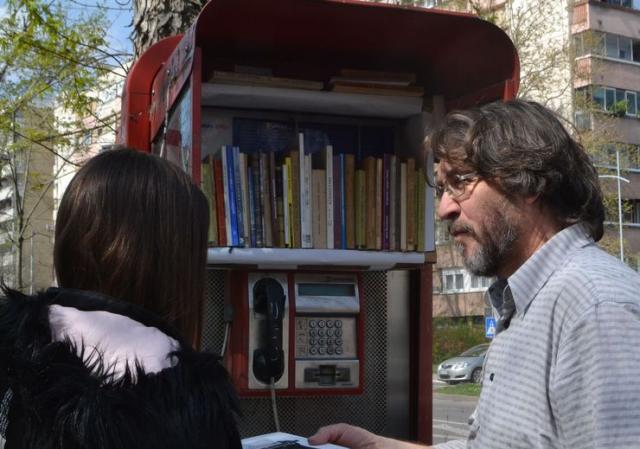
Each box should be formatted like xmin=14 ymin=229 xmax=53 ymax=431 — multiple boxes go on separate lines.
xmin=437 ymin=343 xmax=489 ymax=384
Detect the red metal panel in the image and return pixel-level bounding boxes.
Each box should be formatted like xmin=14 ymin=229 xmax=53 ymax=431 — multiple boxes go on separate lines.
xmin=119 ymin=35 xmax=182 ymax=152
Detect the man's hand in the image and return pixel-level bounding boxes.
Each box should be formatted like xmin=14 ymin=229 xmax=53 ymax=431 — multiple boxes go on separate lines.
xmin=309 ymin=424 xmax=430 ymax=449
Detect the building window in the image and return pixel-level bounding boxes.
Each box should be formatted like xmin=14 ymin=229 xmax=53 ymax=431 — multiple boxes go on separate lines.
xmin=440 ymin=268 xmax=494 ymax=294
xmin=623 ymin=200 xmax=640 ymax=224
xmin=626 ymin=91 xmax=637 ymax=116
xmin=435 ymin=220 xmax=451 ymax=244
xmin=580 ymin=86 xmax=640 ymax=117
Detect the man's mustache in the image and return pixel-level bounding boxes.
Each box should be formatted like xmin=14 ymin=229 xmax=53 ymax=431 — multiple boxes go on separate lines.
xmin=449 ymin=222 xmax=475 ymax=237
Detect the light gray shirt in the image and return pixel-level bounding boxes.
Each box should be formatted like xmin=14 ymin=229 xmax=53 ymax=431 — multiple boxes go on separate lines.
xmin=436 ymin=223 xmax=640 ymax=449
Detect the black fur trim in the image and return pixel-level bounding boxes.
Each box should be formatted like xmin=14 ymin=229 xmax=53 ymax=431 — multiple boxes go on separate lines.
xmin=0 ymin=288 xmax=242 ymax=449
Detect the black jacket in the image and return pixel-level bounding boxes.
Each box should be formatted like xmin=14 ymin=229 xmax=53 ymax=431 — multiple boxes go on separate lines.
xmin=0 ymin=287 xmax=242 ymax=449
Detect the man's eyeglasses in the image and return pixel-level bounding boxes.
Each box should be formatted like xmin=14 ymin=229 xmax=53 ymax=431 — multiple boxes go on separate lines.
xmin=435 ymin=172 xmax=480 ymax=200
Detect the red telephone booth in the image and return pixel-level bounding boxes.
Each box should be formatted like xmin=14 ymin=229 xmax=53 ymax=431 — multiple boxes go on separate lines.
xmin=119 ymin=0 xmax=519 ymax=444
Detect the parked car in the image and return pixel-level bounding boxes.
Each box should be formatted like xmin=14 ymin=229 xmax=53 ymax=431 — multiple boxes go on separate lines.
xmin=437 ymin=343 xmax=489 ymax=384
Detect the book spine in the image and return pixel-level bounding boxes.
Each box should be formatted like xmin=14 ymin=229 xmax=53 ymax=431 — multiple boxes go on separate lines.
xmin=275 ymin=164 xmax=285 ymax=248
xmin=299 ymin=134 xmax=312 ymax=249
xmin=311 ymin=169 xmax=326 ymax=249
xmin=290 ymin=151 xmax=300 ymax=248
xmin=251 ymin=154 xmax=263 ymax=247
xmin=382 ymin=153 xmax=391 ymax=251
xmin=355 ymin=169 xmax=365 ymax=249
xmin=344 ymin=153 xmax=355 ymax=249
xmin=364 ymin=156 xmax=376 ymax=250
xmin=340 ymin=154 xmax=347 ymax=249
xmin=325 ymin=145 xmax=334 ymax=249
xmin=417 ymin=168 xmax=426 ymax=252
xmin=269 ymin=152 xmax=279 ymax=247
xmin=285 ymin=157 xmax=293 ymax=248
xmin=375 ymin=158 xmax=383 ymax=250
xmin=333 ymin=155 xmax=343 ymax=250
xmin=260 ymin=152 xmax=273 ymax=247
xmin=232 ymin=146 xmax=245 ymax=247
xmin=224 ymin=146 xmax=239 ymax=246
xmin=200 ymin=157 xmax=218 ymax=245
xmin=213 ymin=159 xmax=227 ymax=247
xmin=247 ymin=165 xmax=257 ymax=247
xmin=389 ymin=155 xmax=397 ymax=251
xmin=239 ymin=152 xmax=250 ymax=248
xmin=400 ymin=162 xmax=407 ymax=251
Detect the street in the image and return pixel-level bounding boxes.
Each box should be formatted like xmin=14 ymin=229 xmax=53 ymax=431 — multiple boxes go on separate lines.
xmin=432 ymin=390 xmax=477 ymax=445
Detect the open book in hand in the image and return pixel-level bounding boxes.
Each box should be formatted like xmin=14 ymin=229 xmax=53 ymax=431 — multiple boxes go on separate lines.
xmin=242 ymin=432 xmax=346 ymax=449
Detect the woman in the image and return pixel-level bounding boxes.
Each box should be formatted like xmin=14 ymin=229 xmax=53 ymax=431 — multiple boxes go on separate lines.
xmin=0 ymin=148 xmax=241 ymax=449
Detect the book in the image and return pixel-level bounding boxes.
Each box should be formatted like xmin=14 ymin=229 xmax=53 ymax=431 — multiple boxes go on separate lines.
xmin=333 ymin=154 xmax=343 ymax=249
xmin=382 ymin=154 xmax=391 ymax=251
xmin=417 ymin=167 xmax=426 ymax=252
xmin=364 ymin=156 xmax=377 ymax=250
xmin=337 ymin=68 xmax=417 ymax=84
xmin=232 ymin=146 xmax=246 ymax=247
xmin=260 ymin=152 xmax=273 ymax=247
xmin=355 ymin=168 xmax=366 ymax=249
xmin=375 ymin=157 xmax=383 ymax=250
xmin=400 ymin=161 xmax=407 ymax=251
xmin=221 ymin=145 xmax=238 ymax=246
xmin=209 ymin=70 xmax=324 ymax=91
xmin=275 ymin=164 xmax=285 ymax=247
xmin=299 ymin=134 xmax=313 ymax=249
xmin=200 ymin=156 xmax=218 ymax=245
xmin=344 ymin=153 xmax=356 ymax=249
xmin=312 ymin=169 xmax=327 ymax=249
xmin=290 ymin=150 xmax=301 ymax=248
xmin=389 ymin=154 xmax=397 ymax=251
xmin=241 ymin=432 xmax=345 ymax=449
xmin=312 ymin=145 xmax=334 ymax=249
xmin=283 ymin=158 xmax=291 ymax=248
xmin=330 ymin=83 xmax=424 ymax=97
xmin=247 ymin=165 xmax=257 ymax=247
xmin=250 ymin=153 xmax=263 ymax=247
xmin=406 ymin=158 xmax=416 ymax=251
xmin=269 ymin=151 xmax=279 ymax=247
xmin=213 ymin=159 xmax=227 ymax=247
xmin=238 ymin=152 xmax=250 ymax=247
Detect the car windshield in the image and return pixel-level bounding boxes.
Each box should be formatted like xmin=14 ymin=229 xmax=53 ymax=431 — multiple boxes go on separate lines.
xmin=460 ymin=344 xmax=489 ymax=357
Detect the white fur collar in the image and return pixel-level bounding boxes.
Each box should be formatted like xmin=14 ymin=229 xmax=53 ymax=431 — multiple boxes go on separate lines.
xmin=48 ymin=304 xmax=179 ymax=381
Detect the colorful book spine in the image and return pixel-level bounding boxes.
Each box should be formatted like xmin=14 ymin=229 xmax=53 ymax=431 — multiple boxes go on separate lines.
xmin=251 ymin=154 xmax=263 ymax=247
xmin=375 ymin=157 xmax=382 ymax=250
xmin=290 ymin=151 xmax=300 ymax=248
xmin=213 ymin=159 xmax=227 ymax=247
xmin=400 ymin=161 xmax=407 ymax=251
xmin=200 ymin=156 xmax=218 ymax=245
xmin=232 ymin=146 xmax=245 ymax=247
xmin=223 ymin=145 xmax=239 ymax=246
xmin=364 ymin=156 xmax=377 ymax=250
xmin=247 ymin=165 xmax=257 ymax=247
xmin=239 ymin=152 xmax=250 ymax=248
xmin=355 ymin=169 xmax=366 ymax=249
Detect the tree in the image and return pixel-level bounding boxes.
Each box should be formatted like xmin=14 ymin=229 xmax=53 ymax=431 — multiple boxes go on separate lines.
xmin=132 ymin=0 xmax=206 ymax=57
xmin=0 ymin=0 xmax=119 ymax=290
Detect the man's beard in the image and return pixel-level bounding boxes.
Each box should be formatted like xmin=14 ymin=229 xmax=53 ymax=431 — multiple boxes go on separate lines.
xmin=451 ymin=207 xmax=520 ymax=277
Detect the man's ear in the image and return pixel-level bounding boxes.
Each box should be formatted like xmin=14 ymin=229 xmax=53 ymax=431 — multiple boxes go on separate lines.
xmin=524 ymin=193 xmax=541 ymax=205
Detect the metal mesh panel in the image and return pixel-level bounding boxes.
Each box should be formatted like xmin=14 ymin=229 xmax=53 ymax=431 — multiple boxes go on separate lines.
xmin=201 ymin=270 xmax=390 ymax=438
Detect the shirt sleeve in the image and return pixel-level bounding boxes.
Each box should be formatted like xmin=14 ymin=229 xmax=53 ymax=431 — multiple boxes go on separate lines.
xmin=550 ymin=300 xmax=640 ymax=448
xmin=434 ymin=440 xmax=466 ymax=449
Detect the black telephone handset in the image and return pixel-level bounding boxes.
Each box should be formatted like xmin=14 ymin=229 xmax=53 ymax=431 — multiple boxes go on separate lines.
xmin=252 ymin=278 xmax=286 ymax=384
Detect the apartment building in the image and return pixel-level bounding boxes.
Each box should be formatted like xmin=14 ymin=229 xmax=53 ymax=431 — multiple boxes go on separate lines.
xmin=430 ymin=0 xmax=640 ymax=318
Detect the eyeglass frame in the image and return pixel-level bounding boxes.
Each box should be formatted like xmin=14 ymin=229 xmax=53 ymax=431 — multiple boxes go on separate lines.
xmin=435 ymin=172 xmax=481 ymax=200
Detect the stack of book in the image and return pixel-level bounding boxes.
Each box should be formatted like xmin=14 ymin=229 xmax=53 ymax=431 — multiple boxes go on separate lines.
xmin=201 ymin=134 xmax=428 ymax=252
xmin=328 ymin=69 xmax=424 ymax=97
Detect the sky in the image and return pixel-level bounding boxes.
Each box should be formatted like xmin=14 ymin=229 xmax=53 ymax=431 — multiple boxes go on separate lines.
xmin=0 ymin=0 xmax=134 ymax=57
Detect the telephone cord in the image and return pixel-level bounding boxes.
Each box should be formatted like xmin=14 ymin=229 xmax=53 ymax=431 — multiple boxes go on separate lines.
xmin=220 ymin=322 xmax=230 ymax=358
xmin=270 ymin=377 xmax=281 ymax=432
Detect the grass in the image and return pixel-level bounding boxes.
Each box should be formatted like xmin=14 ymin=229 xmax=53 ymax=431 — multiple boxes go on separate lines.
xmin=437 ymin=382 xmax=482 ymax=397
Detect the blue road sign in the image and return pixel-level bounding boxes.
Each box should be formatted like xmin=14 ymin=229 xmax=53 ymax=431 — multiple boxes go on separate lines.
xmin=485 ymin=317 xmax=496 ymax=339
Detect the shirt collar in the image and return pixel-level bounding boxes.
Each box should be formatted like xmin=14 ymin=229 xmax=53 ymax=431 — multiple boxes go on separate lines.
xmin=487 ymin=223 xmax=594 ymax=318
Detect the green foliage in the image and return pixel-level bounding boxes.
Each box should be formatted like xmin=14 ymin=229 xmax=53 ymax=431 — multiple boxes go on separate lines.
xmin=438 ymin=382 xmax=482 ymax=396
xmin=612 ymin=100 xmax=628 ymax=118
xmin=432 ymin=318 xmax=487 ymax=364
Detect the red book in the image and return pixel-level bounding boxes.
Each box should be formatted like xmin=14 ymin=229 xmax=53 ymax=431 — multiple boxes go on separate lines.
xmin=213 ymin=159 xmax=227 ymax=246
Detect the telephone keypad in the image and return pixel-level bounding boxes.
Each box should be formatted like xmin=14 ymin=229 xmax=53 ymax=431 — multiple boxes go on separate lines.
xmin=295 ymin=317 xmax=349 ymax=358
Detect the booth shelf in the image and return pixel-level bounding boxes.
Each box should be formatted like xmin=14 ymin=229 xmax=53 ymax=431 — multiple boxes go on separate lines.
xmin=201 ymin=83 xmax=424 ymax=118
xmin=206 ymin=247 xmax=428 ymax=270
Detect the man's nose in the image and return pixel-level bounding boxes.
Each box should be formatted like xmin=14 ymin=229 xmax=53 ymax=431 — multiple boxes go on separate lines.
xmin=437 ymin=191 xmax=461 ymax=221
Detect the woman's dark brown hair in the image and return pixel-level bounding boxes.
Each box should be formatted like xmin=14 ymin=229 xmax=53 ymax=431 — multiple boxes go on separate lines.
xmin=54 ymin=148 xmax=209 ymax=344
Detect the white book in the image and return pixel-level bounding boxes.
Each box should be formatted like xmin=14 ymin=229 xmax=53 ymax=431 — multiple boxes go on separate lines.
xmin=400 ymin=162 xmax=407 ymax=251
xmin=242 ymin=432 xmax=345 ymax=449
xmin=325 ymin=145 xmax=334 ymax=249
xmin=283 ymin=163 xmax=290 ymax=248
xmin=220 ymin=146 xmax=232 ymax=246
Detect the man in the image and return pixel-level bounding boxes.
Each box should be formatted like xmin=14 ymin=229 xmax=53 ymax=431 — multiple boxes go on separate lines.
xmin=309 ymin=100 xmax=640 ymax=449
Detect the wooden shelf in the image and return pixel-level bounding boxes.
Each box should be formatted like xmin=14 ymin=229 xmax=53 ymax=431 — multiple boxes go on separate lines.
xmin=206 ymin=247 xmax=431 ymax=270
xmin=201 ymin=83 xmax=424 ymax=118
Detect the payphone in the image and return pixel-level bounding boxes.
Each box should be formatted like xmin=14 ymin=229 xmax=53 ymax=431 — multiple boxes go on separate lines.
xmin=231 ymin=271 xmax=363 ymax=395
